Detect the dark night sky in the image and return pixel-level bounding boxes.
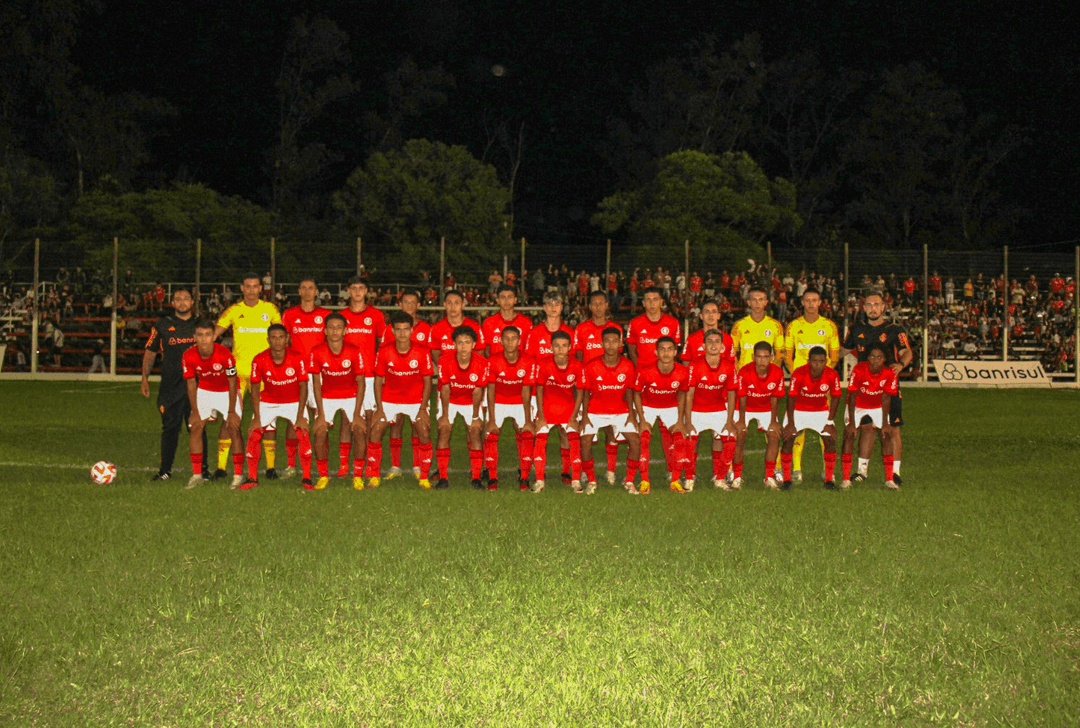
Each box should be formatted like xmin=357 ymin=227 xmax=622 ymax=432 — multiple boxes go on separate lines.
xmin=73 ymin=0 xmax=1077 ymax=247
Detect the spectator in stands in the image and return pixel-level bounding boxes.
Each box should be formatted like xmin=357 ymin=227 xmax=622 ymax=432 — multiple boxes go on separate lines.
xmin=48 ymin=319 xmax=64 ymax=367
xmin=88 ymin=339 xmax=107 ymax=373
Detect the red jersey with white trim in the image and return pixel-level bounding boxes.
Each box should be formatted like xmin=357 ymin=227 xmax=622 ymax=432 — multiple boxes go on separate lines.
xmin=375 ymin=343 xmax=434 ymax=405
xmin=626 ymin=313 xmax=682 ymax=367
xmin=688 ymin=358 xmax=737 ymax=413
xmin=789 ymin=365 xmax=841 ymax=413
xmin=251 ymin=348 xmax=307 ymax=404
xmin=737 ymin=362 xmax=785 ymax=413
xmin=848 ymin=362 xmax=899 ymax=409
xmin=182 ymin=344 xmax=236 ymax=393
xmin=535 ymin=358 xmax=583 ymax=424
xmin=379 ymin=318 xmax=432 ymax=350
xmin=634 ymin=362 xmax=690 ymax=410
xmin=429 ymin=317 xmax=486 ymax=357
xmin=482 ymin=313 xmax=533 ymax=357
xmin=281 ymin=305 xmax=331 ymax=358
xmin=438 ymin=353 xmax=489 ymax=406
xmin=682 ymin=329 xmax=736 ymax=364
xmin=573 ymin=319 xmax=616 ymax=362
xmin=524 ymin=322 xmax=575 ymax=359
xmin=581 ymin=356 xmax=636 ymax=415
xmin=309 ymin=342 xmax=363 ymax=399
xmin=487 ymin=352 xmax=537 ymax=405
xmin=340 ymin=307 xmax=384 ymax=375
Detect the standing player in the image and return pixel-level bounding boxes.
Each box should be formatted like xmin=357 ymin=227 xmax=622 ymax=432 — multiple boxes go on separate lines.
xmin=240 ymin=324 xmax=311 ymax=489
xmin=626 ymin=289 xmax=682 ymax=368
xmin=309 ymin=312 xmax=366 ymax=490
xmin=367 ymin=312 xmax=435 ymax=488
xmin=731 ymin=286 xmax=783 ymax=368
xmin=214 ymin=272 xmax=282 ymax=479
xmin=281 ymin=277 xmax=329 ymax=477
xmin=378 ymin=290 xmax=432 ymax=481
xmin=783 ymin=288 xmax=841 ymax=483
xmin=682 ymin=330 xmax=738 ymax=490
xmin=531 ymin=330 xmax=584 ymax=492
xmin=435 ymin=326 xmax=488 ymax=489
xmin=524 ymin=290 xmax=574 ymax=360
xmin=733 ymin=342 xmax=785 ymax=489
xmin=682 ymin=299 xmax=735 ymax=364
xmin=842 ymin=344 xmax=899 ymax=490
xmin=573 ymin=289 xmax=615 ymax=363
xmin=429 ymin=289 xmax=485 ymax=367
xmin=484 ymin=326 xmax=536 ymax=490
xmin=482 ymin=284 xmax=533 ymax=358
xmin=339 ymin=276 xmax=384 ymax=479
xmin=182 ymin=319 xmax=242 ymax=489
xmin=781 ymin=346 xmax=841 ymax=490
xmin=141 ymin=288 xmax=208 ymax=482
xmin=632 ymin=336 xmax=689 ymax=492
xmin=839 ymin=290 xmax=913 ymax=484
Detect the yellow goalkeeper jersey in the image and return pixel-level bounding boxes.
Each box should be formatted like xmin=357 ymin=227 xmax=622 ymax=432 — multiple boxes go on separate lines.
xmin=784 ymin=315 xmax=841 ymax=369
xmin=731 ymin=314 xmax=784 ymax=368
xmin=216 ymin=300 xmax=282 ymax=373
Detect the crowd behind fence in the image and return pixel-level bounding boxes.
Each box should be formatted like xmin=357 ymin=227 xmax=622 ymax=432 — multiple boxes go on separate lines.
xmin=1 ymin=238 xmax=1077 ymax=383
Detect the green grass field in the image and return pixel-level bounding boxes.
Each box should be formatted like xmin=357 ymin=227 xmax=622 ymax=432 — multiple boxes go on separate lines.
xmin=1 ymin=381 xmax=1078 ymax=725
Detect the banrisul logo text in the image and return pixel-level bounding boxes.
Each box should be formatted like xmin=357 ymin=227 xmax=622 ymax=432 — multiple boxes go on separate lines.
xmin=933 ymin=360 xmax=1050 ymax=386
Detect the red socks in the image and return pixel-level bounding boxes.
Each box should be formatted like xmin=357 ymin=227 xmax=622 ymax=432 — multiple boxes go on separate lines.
xmin=389 ymin=438 xmax=402 ymax=468
xmin=781 ymin=452 xmax=793 ymax=482
xmin=733 ymin=460 xmax=744 ymax=479
xmin=841 ymin=453 xmax=852 ymax=480
xmin=582 ymin=457 xmax=597 ymax=484
xmin=625 ymin=457 xmax=639 ymax=485
xmin=469 ymin=447 xmax=483 ymax=480
xmin=232 ymin=452 xmax=244 ymax=476
xmin=338 ymin=442 xmax=351 ymax=471
xmin=190 ymin=452 xmax=203 ymax=476
xmin=484 ymin=432 xmax=500 ymax=475
xmin=824 ymin=451 xmax=837 ymax=482
xmin=246 ymin=427 xmax=264 ymax=479
xmin=316 ymin=458 xmax=329 ymax=478
xmin=711 ymin=448 xmax=725 ymax=479
xmin=559 ymin=447 xmax=570 ymax=474
xmin=568 ymin=432 xmax=583 ymax=482
xmin=659 ymin=425 xmax=674 ymax=474
xmin=366 ymin=442 xmax=383 ymax=478
xmin=436 ymin=448 xmax=451 ymax=480
xmin=765 ymin=460 xmax=776 ymax=480
xmin=721 ymin=438 xmax=736 ymax=473
xmin=516 ymin=431 xmax=534 ymax=479
xmin=296 ymin=429 xmax=312 ymax=479
xmin=286 ymin=437 xmax=298 ymax=467
xmin=639 ymin=428 xmax=652 ymax=482
xmin=883 ymin=455 xmax=894 ymax=481
xmin=605 ymin=441 xmax=618 ymax=474
xmin=411 ymin=436 xmax=421 ymax=470
xmin=533 ymin=433 xmax=549 ymax=479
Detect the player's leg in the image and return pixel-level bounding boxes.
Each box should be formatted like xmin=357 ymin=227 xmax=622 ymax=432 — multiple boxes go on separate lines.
xmin=224 ymin=409 xmax=245 ymax=489
xmin=284 ymin=420 xmax=298 ymax=477
xmin=483 ymin=417 xmax=503 ymax=490
xmin=821 ymin=429 xmax=838 ymax=489
xmin=764 ymin=422 xmax=781 ymax=489
xmin=186 ymin=407 xmax=208 ymax=489
xmin=532 ymin=426 xmax=550 ymax=490
xmin=387 ymin=418 xmax=405 ymax=479
xmin=337 ymin=414 xmax=352 ymax=477
xmin=312 ymin=409 xmax=332 ymax=489
xmin=434 ymin=408 xmax=454 ymax=489
xmin=157 ymin=398 xmax=186 ymax=480
xmin=466 ymin=417 xmax=485 ymax=488
xmin=349 ymin=413 xmax=367 ymax=490
xmin=780 ymin=426 xmax=796 ymax=488
xmin=604 ymin=429 xmax=619 ymax=485
xmin=412 ymin=411 xmax=433 ymax=488
xmin=792 ymin=430 xmax=806 ymax=483
xmin=886 ymin=392 xmax=904 ymax=484
xmin=243 ymin=415 xmax=264 ymax=486
xmin=856 ymin=421 xmax=877 ymax=483
xmin=261 ymin=421 xmax=277 ymax=479
xmin=840 ymin=412 xmax=856 ymax=489
xmin=732 ymin=423 xmax=748 ymax=490
xmin=558 ymin=427 xmax=572 ymax=484
xmin=621 ymin=427 xmax=643 ymax=493
xmin=638 ymin=420 xmax=653 ymax=489
xmin=365 ymin=411 xmax=390 ymax=487
xmin=515 ymin=421 xmax=534 ymax=490
xmin=579 ymin=432 xmax=597 ymax=492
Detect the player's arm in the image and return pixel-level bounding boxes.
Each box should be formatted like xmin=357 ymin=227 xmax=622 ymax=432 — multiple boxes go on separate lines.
xmin=485 ymin=382 xmax=498 ymax=434
xmin=723 ymin=389 xmax=737 ymax=436
xmin=226 ymin=373 xmax=241 ymax=432
xmin=419 ymin=376 xmax=432 ymax=425
xmin=578 ymin=388 xmax=592 ymax=430
xmin=521 ymin=385 xmax=533 ymax=423
xmin=769 ymin=391 xmax=781 ymax=431
xmin=632 ymin=390 xmax=646 ymax=433
xmin=570 ymin=388 xmax=585 ymax=430
xmin=772 ymin=323 xmax=785 ymax=368
xmin=296 ymin=379 xmax=308 ymax=429
xmin=781 ymin=325 xmax=794 ymax=371
xmin=471 ymin=385 xmax=484 ymax=424
xmin=827 ymin=325 xmax=841 ymax=368
xmin=373 ymin=376 xmax=385 ymax=422
xmin=784 ymin=383 xmax=797 ymax=434
xmin=250 ymin=374 xmax=262 ymax=430
xmin=844 ymin=385 xmax=857 ymax=437
xmin=311 ymin=372 xmax=325 ymax=426
xmin=624 ymin=387 xmax=640 ymax=431
xmin=533 ymin=384 xmax=547 ymax=433
xmin=140 ymin=348 xmax=157 ymax=398
xmin=672 ymin=390 xmax=687 ymax=435
xmin=880 ymin=392 xmax=893 ymax=435
xmin=187 ymin=378 xmax=200 ymax=428
xmin=824 ymin=389 xmax=840 ymax=439
xmin=737 ymin=394 xmax=748 ymax=430
xmin=683 ymin=386 xmax=696 ymax=433
xmin=894 ymin=332 xmax=915 ymax=373
xmin=352 ymin=374 xmax=366 ymax=423
xmin=437 ymin=384 xmax=451 ymax=428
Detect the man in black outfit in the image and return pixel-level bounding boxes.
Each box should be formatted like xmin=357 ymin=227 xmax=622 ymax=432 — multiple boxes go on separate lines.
xmin=141 ymin=288 xmax=209 ymax=481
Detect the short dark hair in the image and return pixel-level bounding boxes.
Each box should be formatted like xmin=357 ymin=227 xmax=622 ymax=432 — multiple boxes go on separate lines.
xmin=267 ymin=323 xmax=287 ymax=336
xmin=399 ymin=289 xmax=420 ymax=303
xmin=497 ymin=283 xmax=517 ymax=296
xmin=656 ymin=335 xmax=677 ymax=350
xmin=325 ymin=312 xmax=347 ymax=327
xmin=389 ymin=311 xmax=413 ymax=327
xmin=550 ymin=330 xmax=572 ymax=345
xmin=172 ymin=287 xmax=192 ymax=299
xmin=444 ymin=289 xmax=464 ymax=303
xmin=194 ymin=318 xmax=215 ymax=332
xmin=808 ymin=345 xmax=827 ymax=359
xmin=587 ymin=289 xmax=608 ymax=303
xmin=753 ymin=341 xmax=773 ymax=355
xmin=601 ymin=325 xmax=623 ymax=339
xmin=747 ymin=285 xmax=768 ymax=298
xmin=704 ymin=328 xmax=723 ymax=341
xmin=501 ymin=325 xmax=520 ymax=337
xmin=866 ymin=343 xmax=887 ymax=357
xmin=451 ymin=325 xmax=477 ymax=343
xmin=802 ymin=287 xmax=821 ymax=299
xmin=347 ymin=275 xmax=367 ymax=288
xmin=298 ymin=276 xmax=317 ymax=287
xmin=242 ymin=272 xmax=261 ymax=284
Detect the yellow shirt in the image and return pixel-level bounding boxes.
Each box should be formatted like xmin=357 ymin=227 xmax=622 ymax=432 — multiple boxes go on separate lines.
xmin=216 ymin=300 xmax=282 ymax=374
xmin=731 ymin=314 xmax=784 ymax=368
xmin=784 ymin=315 xmax=840 ymax=369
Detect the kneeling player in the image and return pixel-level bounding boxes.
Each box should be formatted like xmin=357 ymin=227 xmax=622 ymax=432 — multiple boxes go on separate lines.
xmin=632 ymin=336 xmax=689 ymax=492
xmin=435 ymin=326 xmax=488 ymax=489
xmin=781 ymin=346 xmax=841 ymax=490
xmin=531 ymin=331 xmax=584 ymax=492
xmin=310 ymin=312 xmax=367 ymax=490
xmin=842 ymin=345 xmax=899 ymax=489
xmin=367 ymin=312 xmax=434 ymax=488
xmin=241 ymin=324 xmax=312 ymax=489
xmin=182 ymin=319 xmax=243 ymax=489
xmin=484 ymin=326 xmax=536 ymax=491
xmin=734 ymin=342 xmax=784 ymax=489
xmin=683 ymin=330 xmax=738 ymax=490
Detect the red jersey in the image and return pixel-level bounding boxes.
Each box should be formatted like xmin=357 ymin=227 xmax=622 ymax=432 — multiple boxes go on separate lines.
xmin=573 ymin=319 xmax=616 ymax=363
xmin=682 ymin=328 xmax=736 ymax=364
xmin=788 ymin=365 xmax=841 ymax=413
xmin=281 ymin=305 xmax=331 ymax=358
xmin=182 ymin=344 xmax=236 ymax=393
xmin=250 ymin=348 xmax=307 ymax=404
xmin=309 ymin=342 xmax=363 ymax=399
xmin=737 ymin=363 xmax=785 ymax=413
xmin=688 ymin=358 xmax=736 ymax=413
xmin=486 ymin=352 xmax=537 ymax=405
xmin=626 ymin=313 xmax=682 ymax=367
xmin=634 ymin=362 xmax=690 ymax=410
xmin=535 ymin=358 xmax=583 ymax=424
xmin=848 ymin=362 xmax=899 ymax=409
xmin=379 ymin=318 xmax=433 ymax=350
xmin=340 ymin=307 xmax=383 ymax=375
xmin=482 ymin=312 xmax=533 ymax=357
xmin=438 ymin=353 xmax=489 ymax=406
xmin=429 ymin=317 xmax=486 ymax=358
xmin=524 ymin=322 xmax=575 ymax=359
xmin=375 ymin=343 xmax=434 ymax=405
xmin=581 ymin=356 xmax=636 ymax=415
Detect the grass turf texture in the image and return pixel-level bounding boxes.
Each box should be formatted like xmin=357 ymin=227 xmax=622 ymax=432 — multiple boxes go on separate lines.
xmin=1 ymin=382 xmax=1078 ymax=725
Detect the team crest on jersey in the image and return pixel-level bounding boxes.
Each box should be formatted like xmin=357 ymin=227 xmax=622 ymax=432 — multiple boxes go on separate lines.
xmin=765 ymin=329 xmax=772 ymax=337
xmin=409 ymin=359 xmax=418 ymax=368
xmin=417 ymin=332 xmax=426 ymax=341
xmin=314 ymin=316 xmax=323 ymax=324
xmin=820 ymin=384 xmax=828 ymax=392
xmin=880 ymin=333 xmax=888 ymax=342
xmin=213 ymin=363 xmax=222 ymax=371
xmin=261 ymin=313 xmax=269 ymax=321
xmin=660 ymin=327 xmax=669 ymax=335
xmin=818 ymin=329 xmax=825 ymax=336
xmin=517 ymin=369 xmax=526 ymax=377
xmin=364 ymin=317 xmax=372 ymax=325
xmin=469 ymin=373 xmax=478 ymax=382
xmin=671 ymin=380 xmax=681 ymax=388
xmin=286 ymin=368 xmax=295 ymax=376
xmin=617 ymin=373 xmax=626 ymax=382
xmin=567 ymin=374 xmax=576 ymax=383
xmin=767 ymin=382 xmax=776 ymax=390
xmin=343 ymin=359 xmax=352 ymax=368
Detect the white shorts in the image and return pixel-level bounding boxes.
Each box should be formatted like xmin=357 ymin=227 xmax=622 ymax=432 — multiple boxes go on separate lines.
xmin=793 ymin=410 xmax=834 ymax=436
xmin=322 ymin=396 xmax=357 ymax=422
xmin=443 ymin=402 xmax=481 ymax=424
xmin=197 ymin=388 xmax=241 ymax=422
xmin=491 ymin=403 xmax=528 ymax=429
xmin=642 ymin=405 xmax=679 ymax=429
xmin=846 ymin=407 xmax=883 ymax=429
xmin=258 ymin=401 xmax=302 ymax=429
xmin=360 ymin=376 xmax=376 ymax=412
xmin=742 ymin=411 xmax=773 ymax=432
xmin=381 ymin=401 xmax=425 ymax=424
xmin=581 ymin=412 xmax=635 ymax=437
xmin=690 ymin=410 xmax=733 ymax=440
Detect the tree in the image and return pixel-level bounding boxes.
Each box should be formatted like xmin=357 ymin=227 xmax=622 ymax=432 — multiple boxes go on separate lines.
xmin=333 ymin=139 xmax=512 ymax=280
xmin=364 ymin=58 xmax=455 ymax=151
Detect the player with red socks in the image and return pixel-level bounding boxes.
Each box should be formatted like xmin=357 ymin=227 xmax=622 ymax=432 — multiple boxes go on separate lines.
xmin=525 ymin=291 xmax=576 ymax=481
xmin=182 ymin=319 xmax=243 ymax=489
xmin=734 ymin=342 xmax=785 ymax=489
xmin=240 ymin=324 xmax=311 ymax=489
xmin=310 ymin=313 xmax=367 ymax=490
xmin=682 ymin=300 xmax=735 ymax=364
xmin=781 ymin=346 xmax=841 ymax=490
xmin=483 ymin=326 xmax=537 ymax=490
xmin=281 ymin=277 xmax=329 ymax=479
xmin=378 ymin=290 xmax=432 ymax=480
xmin=842 ymin=344 xmax=899 ymax=490
xmin=683 ymin=330 xmax=738 ymax=490
xmin=531 ymin=330 xmax=584 ymax=492
xmin=577 ymin=327 xmax=642 ymax=494
xmin=340 ymin=276 xmax=384 ymax=480
xmin=573 ymin=290 xmax=625 ymax=486
xmin=435 ymin=326 xmax=488 ymax=489
xmin=368 ymin=312 xmax=434 ymax=488
xmin=483 ymin=284 xmax=533 ymax=358
xmin=632 ymin=337 xmax=689 ymax=493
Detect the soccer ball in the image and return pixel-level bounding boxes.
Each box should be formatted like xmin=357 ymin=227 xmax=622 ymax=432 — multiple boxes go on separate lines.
xmin=90 ymin=461 xmax=117 ymax=484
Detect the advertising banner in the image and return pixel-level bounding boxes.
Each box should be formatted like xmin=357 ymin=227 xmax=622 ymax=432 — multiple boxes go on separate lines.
xmin=932 ymin=359 xmax=1051 ymax=386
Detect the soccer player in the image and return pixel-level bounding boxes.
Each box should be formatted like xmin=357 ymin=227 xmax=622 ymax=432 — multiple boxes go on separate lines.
xmin=309 ymin=312 xmax=367 ymax=490
xmin=577 ymin=327 xmax=642 ymax=494
xmin=783 ymin=288 xmax=841 ymax=483
xmin=368 ymin=312 xmax=434 ymax=488
xmin=379 ymin=289 xmax=432 ymax=348
xmin=839 ymin=290 xmax=913 ymax=484
xmin=482 ymin=284 xmax=533 ymax=358
xmin=632 ymin=336 xmax=689 ymax=492
xmin=484 ymin=326 xmax=536 ymax=490
xmin=378 ymin=290 xmax=432 ymax=480
xmin=429 ymin=289 xmax=485 ymax=366
xmin=782 ymin=345 xmax=841 ymax=490
xmin=626 ymin=289 xmax=681 ymax=368
xmin=573 ymin=289 xmax=615 ymax=363
xmin=435 ymin=326 xmax=488 ymax=489
xmin=141 ymin=288 xmax=208 ymax=482
xmin=842 ymin=344 xmax=899 ymax=490
xmin=731 ymin=286 xmax=783 ymax=368
xmin=682 ymin=299 xmax=735 ymax=364
xmin=524 ymin=290 xmax=574 ymax=359
xmin=281 ymin=277 xmax=330 ymax=477
xmin=340 ymin=276 xmax=385 ymax=477
xmin=531 ymin=330 xmax=584 ymax=492
xmin=182 ymin=319 xmax=242 ymax=489
xmin=240 ymin=324 xmax=311 ymax=489
xmin=683 ymin=330 xmax=738 ymax=490
xmin=214 ymin=272 xmax=282 ymax=479
xmin=733 ymin=341 xmax=785 ymax=489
